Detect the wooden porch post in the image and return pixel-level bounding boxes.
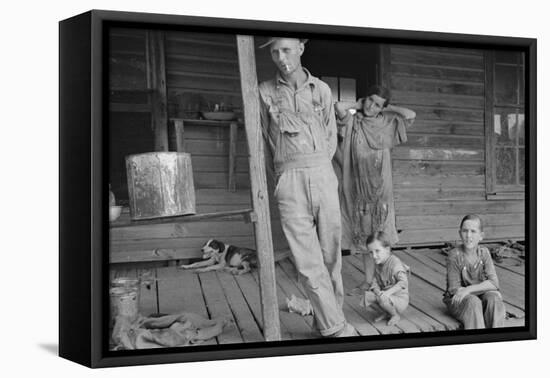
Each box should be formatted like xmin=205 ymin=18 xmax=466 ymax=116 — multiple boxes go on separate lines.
xmin=236 ymin=35 xmax=281 ymax=341
xmin=146 ymin=30 xmax=169 ymax=151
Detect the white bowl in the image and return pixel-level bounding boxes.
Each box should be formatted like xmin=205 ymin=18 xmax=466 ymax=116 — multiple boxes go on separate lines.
xmin=109 ymin=206 xmax=122 ymax=222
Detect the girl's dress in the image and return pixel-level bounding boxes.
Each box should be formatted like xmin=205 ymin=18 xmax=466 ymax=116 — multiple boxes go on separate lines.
xmin=334 ymin=110 xmax=413 ymax=252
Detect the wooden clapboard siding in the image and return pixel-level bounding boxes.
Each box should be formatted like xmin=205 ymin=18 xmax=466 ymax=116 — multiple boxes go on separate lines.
xmin=109 ymin=29 xmax=148 ymax=93
xmin=109 ymin=28 xmax=152 ymax=201
xmin=166 ymin=121 xmax=251 ymax=190
xmin=390 ymin=77 xmax=484 ymax=97
xmin=395 ymin=199 xmax=524 ymax=215
xmin=164 ymin=31 xmax=243 ymax=113
xmin=408 ymin=120 xmax=484 ymax=136
xmin=393 ymin=160 xmax=485 ymax=176
xmin=387 ymin=45 xmax=525 ymax=245
xmin=163 ymin=32 xmax=250 ymax=192
xmin=398 ymin=225 xmax=525 ymax=245
xmin=396 ymin=213 xmax=525 ymax=230
xmin=110 ymin=221 xmax=288 ymax=263
xmin=393 ymin=147 xmax=484 ymax=161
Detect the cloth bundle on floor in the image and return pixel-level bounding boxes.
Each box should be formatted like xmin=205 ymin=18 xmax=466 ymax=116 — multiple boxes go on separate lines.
xmin=111 ymin=312 xmax=232 ymax=349
xmin=286 ymin=294 xmax=314 ymax=316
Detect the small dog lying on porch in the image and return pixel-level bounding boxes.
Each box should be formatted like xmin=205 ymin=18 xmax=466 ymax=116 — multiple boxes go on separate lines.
xmin=180 ymin=239 xmax=258 ymax=275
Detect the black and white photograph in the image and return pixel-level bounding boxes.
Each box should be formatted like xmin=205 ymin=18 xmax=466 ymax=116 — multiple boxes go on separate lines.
xmin=8 ymin=0 xmax=548 ymax=375
xmin=106 ymin=24 xmax=530 ymax=350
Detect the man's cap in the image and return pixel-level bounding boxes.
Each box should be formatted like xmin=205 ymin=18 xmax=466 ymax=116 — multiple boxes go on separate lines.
xmin=259 ymin=37 xmax=309 ymax=49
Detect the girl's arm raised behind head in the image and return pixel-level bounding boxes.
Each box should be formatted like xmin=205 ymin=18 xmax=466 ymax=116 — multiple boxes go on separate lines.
xmin=384 ymin=104 xmax=416 ymax=121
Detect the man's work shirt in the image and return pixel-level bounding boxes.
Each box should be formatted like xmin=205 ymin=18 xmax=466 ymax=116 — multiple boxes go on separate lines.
xmin=258 ymin=68 xmax=337 ymax=174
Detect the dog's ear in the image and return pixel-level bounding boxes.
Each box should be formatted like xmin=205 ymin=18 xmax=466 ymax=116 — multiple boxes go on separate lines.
xmin=211 ymin=240 xmax=223 ymax=252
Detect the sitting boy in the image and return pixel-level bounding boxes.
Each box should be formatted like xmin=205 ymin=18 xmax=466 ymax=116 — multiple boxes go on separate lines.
xmin=443 ymin=214 xmax=505 ymax=329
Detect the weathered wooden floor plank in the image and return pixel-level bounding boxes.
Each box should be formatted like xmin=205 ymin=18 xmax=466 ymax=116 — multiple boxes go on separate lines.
xmin=494 ymin=259 xmax=525 ymax=275
xmin=137 ymin=267 xmax=158 ymax=316
xmin=156 ymin=267 xmax=216 ymax=345
xmin=110 ymin=247 xmax=525 ymax=347
xmin=278 ymin=259 xmax=380 ymax=336
xmin=274 ymin=264 xmax=315 ymax=328
xmin=252 ymin=270 xmax=315 ymax=340
xmin=234 ymin=271 xmax=293 ymax=340
xmin=199 ymin=271 xmax=244 ymax=344
xmin=217 ymin=272 xmax=265 ymax=343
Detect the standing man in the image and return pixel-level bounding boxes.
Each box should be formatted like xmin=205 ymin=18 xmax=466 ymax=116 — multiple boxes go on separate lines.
xmin=258 ymin=37 xmax=356 ymax=337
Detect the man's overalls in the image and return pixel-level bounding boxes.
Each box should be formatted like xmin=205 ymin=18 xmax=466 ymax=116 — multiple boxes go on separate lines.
xmin=259 ymin=69 xmax=346 ymax=336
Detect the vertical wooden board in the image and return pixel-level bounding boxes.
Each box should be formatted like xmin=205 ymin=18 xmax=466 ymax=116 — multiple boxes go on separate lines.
xmin=484 ymin=51 xmax=496 ymax=195
xmin=379 ymin=44 xmax=391 ymax=85
xmin=109 ymin=267 xmax=117 ymax=281
xmin=146 ymin=30 xmax=169 ymax=151
xmin=278 ymin=259 xmax=380 ymax=336
xmin=217 ymin=272 xmax=264 ymax=343
xmin=237 ymin=35 xmax=280 ymax=341
xmin=228 ymin=122 xmax=238 ymax=191
xmin=252 ymin=271 xmax=315 ymax=340
xmin=137 ymin=267 xmax=159 ymax=316
xmin=155 ymin=267 xmax=216 ymax=344
xmin=342 ymin=259 xmax=422 ymax=334
xmin=347 ymin=256 xmax=460 ymax=330
xmin=174 ymin=119 xmax=185 ymax=152
xmin=198 ymin=272 xmax=243 ymax=344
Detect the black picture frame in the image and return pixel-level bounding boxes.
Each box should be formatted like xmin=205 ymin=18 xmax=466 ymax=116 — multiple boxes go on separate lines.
xmin=59 ymin=9 xmax=536 ymax=368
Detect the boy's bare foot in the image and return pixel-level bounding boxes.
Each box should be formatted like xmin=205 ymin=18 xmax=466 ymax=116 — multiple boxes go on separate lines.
xmin=374 ymin=313 xmax=388 ymax=323
xmin=387 ymin=314 xmax=400 ymax=326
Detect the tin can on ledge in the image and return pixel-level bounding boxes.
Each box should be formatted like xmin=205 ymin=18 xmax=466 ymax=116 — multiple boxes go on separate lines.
xmin=126 ymin=152 xmax=196 ymax=220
